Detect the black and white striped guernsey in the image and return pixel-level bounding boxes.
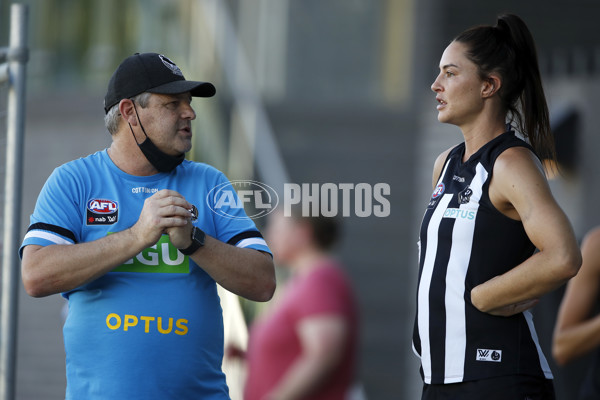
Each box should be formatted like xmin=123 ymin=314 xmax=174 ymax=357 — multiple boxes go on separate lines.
xmin=413 ymin=130 xmax=553 ymax=385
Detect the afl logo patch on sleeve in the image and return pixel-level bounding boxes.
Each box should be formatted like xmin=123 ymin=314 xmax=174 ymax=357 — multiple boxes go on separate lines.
xmin=432 ymin=183 xmax=445 ymax=199
xmin=86 ymin=199 xmax=119 ymax=225
xmin=428 ymin=183 xmax=445 ymax=209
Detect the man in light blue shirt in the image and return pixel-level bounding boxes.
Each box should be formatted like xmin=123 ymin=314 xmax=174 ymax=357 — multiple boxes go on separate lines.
xmin=20 ymin=53 xmax=276 ymax=399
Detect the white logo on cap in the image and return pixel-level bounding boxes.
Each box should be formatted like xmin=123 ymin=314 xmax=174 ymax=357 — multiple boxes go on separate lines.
xmin=158 ymin=54 xmax=183 ymax=77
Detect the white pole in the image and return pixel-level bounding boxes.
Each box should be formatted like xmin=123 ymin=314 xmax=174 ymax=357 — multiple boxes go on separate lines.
xmin=1 ymin=4 xmax=28 ymax=400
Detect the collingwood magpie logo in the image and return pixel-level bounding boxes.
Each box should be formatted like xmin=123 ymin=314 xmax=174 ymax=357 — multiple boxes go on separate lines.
xmin=159 ymin=54 xmax=183 ymax=77
xmin=458 ymin=186 xmax=473 ymax=204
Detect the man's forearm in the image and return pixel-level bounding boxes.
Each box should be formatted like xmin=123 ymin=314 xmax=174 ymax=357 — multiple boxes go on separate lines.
xmin=21 ymin=228 xmax=147 ymax=297
xmin=189 ymin=236 xmax=275 ymax=302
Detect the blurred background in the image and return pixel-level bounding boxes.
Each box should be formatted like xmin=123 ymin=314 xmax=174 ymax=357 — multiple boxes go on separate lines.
xmin=1 ymin=0 xmax=599 ymax=399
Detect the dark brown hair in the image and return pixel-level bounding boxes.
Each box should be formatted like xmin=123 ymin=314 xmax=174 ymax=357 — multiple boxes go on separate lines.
xmin=454 ymin=14 xmax=556 ymax=162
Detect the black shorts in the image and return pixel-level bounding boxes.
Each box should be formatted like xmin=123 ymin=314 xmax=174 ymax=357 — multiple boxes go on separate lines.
xmin=421 ymin=375 xmax=556 ymax=400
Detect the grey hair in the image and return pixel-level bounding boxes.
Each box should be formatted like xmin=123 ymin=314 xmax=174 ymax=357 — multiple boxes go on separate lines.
xmin=104 ymin=92 xmax=152 ymax=135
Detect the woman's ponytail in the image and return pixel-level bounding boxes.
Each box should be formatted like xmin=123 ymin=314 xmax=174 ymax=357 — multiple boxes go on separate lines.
xmin=455 ymin=14 xmax=555 ymax=163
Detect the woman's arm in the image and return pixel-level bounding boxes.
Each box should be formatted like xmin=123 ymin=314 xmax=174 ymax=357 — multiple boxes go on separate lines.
xmin=470 ymin=147 xmax=582 ymax=315
xmin=553 ymin=227 xmax=600 ymax=365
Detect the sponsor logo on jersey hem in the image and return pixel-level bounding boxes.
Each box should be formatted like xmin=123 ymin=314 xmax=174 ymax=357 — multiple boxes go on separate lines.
xmin=476 ymin=348 xmax=502 ymax=362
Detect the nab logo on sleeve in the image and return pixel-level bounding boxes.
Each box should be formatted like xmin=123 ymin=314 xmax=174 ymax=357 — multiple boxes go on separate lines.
xmin=86 ymin=198 xmax=119 ymax=225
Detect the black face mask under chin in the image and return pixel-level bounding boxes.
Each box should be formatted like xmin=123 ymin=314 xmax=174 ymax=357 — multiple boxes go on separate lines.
xmin=129 ymin=103 xmax=185 ymax=173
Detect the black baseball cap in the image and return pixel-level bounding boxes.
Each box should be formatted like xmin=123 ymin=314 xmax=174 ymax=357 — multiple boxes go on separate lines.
xmin=103 ymin=52 xmax=216 ymax=113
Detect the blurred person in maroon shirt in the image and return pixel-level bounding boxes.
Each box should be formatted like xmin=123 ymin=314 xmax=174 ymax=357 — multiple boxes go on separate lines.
xmin=239 ymin=207 xmax=359 ymax=400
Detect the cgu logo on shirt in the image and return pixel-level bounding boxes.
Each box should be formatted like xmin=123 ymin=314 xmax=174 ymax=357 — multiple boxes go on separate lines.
xmin=105 ymin=234 xmax=191 ymax=336
xmin=112 ymin=234 xmax=189 ymax=273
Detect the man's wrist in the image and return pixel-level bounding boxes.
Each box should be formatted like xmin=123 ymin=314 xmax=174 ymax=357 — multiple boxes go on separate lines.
xmin=180 ymin=226 xmax=205 ymax=255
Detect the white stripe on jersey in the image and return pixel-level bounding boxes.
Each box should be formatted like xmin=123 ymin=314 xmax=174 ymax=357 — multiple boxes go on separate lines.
xmin=418 ymin=159 xmax=453 ymax=383
xmin=443 ymin=162 xmax=487 ymax=383
xmin=235 ymin=237 xmax=267 ymax=249
xmin=418 ymin=193 xmax=453 ymax=383
xmin=23 ymin=230 xmax=73 ymax=245
xmin=524 ymin=310 xmax=553 ymax=379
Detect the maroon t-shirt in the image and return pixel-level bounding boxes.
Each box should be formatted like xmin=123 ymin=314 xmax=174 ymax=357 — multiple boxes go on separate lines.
xmin=244 ymin=260 xmax=358 ymax=400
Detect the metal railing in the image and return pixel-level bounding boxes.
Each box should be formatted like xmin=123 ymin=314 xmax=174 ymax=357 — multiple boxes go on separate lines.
xmin=0 ymin=4 xmax=28 ymax=400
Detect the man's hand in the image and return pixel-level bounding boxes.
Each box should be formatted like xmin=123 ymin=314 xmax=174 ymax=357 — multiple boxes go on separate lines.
xmin=130 ymin=189 xmax=193 ymax=248
xmin=165 ymin=222 xmax=194 ymax=250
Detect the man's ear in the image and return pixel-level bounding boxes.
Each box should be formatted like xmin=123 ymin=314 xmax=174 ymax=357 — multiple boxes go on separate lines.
xmin=119 ymin=99 xmax=137 ymax=126
xmin=482 ymin=74 xmax=502 ymax=98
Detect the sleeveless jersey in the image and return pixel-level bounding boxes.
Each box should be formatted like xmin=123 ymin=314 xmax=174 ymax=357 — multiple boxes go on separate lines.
xmin=412 ymin=131 xmax=553 ymax=385
xmin=20 ymin=150 xmax=271 ymax=399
